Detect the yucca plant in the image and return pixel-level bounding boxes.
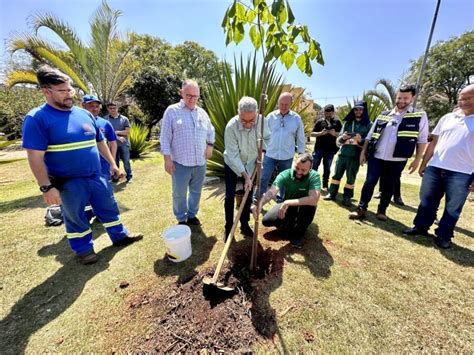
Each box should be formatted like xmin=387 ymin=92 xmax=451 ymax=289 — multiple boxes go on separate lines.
xmin=203 ymin=54 xmax=285 ymax=177
xmin=129 ymin=123 xmax=154 ymax=158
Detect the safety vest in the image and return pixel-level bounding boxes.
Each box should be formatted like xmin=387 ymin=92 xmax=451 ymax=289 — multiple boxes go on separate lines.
xmin=368 ymin=110 xmax=423 ymax=158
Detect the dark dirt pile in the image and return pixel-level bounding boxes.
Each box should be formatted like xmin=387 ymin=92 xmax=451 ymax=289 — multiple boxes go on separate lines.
xmin=129 ymin=242 xmax=283 ymax=352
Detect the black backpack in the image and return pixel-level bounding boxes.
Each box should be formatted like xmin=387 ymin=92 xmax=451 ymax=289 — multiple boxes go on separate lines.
xmin=45 ymin=205 xmax=63 ymax=227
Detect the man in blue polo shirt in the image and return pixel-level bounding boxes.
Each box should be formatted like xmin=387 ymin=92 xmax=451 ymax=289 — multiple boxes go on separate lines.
xmin=22 ymin=65 xmax=142 ymax=265
xmin=82 ymin=95 xmax=118 ymax=182
xmin=82 ymin=94 xmax=118 ymax=221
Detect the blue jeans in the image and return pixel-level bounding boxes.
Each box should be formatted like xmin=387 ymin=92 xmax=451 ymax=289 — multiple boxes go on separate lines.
xmin=312 ymin=149 xmax=335 ymax=187
xmin=358 ymin=157 xmax=406 ymax=212
xmin=413 ymin=166 xmax=472 ymax=241
xmin=172 ymin=162 xmax=206 ymax=222
xmin=256 ymin=156 xmax=293 ymax=200
xmin=116 ymin=145 xmax=132 ymax=180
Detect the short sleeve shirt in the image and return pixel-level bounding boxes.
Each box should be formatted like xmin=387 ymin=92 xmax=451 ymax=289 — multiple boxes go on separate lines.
xmin=105 ymin=114 xmax=130 ymax=146
xmin=313 ymin=118 xmax=342 ymax=151
xmin=96 ymin=116 xmax=117 ymax=176
xmin=22 ymin=104 xmax=103 ymax=178
xmin=273 ymin=168 xmax=321 ymax=200
xmin=429 ymin=112 xmax=474 ymax=174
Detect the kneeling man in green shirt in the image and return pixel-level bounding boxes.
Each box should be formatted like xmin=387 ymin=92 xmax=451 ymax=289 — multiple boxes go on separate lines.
xmin=251 ymin=153 xmax=321 ymax=248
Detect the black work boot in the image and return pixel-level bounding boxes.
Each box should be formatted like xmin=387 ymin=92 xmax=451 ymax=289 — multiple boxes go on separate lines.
xmin=324 ymin=183 xmax=339 ymax=201
xmin=342 ymin=187 xmax=353 ymax=206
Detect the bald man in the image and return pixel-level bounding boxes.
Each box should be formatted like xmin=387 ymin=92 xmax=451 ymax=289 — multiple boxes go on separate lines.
xmin=160 ymin=80 xmax=215 ymax=226
xmin=256 ymin=92 xmax=306 ymax=200
xmin=403 ymin=84 xmax=474 ymax=249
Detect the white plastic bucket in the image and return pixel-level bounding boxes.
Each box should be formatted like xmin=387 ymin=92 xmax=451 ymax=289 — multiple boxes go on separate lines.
xmin=163 ymin=225 xmax=192 ymax=262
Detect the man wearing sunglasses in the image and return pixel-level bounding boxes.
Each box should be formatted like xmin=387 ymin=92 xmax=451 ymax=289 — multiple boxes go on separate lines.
xmin=160 ymin=80 xmax=215 ymax=226
xmin=22 ymin=65 xmax=142 ymax=265
xmin=311 ymin=104 xmax=342 ymax=190
xmin=256 ymin=92 xmax=306 ymax=201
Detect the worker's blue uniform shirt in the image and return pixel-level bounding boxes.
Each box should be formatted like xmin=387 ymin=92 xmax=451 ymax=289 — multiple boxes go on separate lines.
xmin=22 ymin=104 xmax=103 ymax=178
xmin=22 ymin=103 xmax=129 ymax=256
xmin=95 ymin=116 xmax=117 ymax=177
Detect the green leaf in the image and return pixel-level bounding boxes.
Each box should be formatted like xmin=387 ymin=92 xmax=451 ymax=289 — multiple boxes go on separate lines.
xmin=234 ymin=22 xmax=245 ymax=44
xmin=286 ymin=0 xmax=295 ymax=24
xmin=273 ymin=44 xmax=282 ymax=57
xmin=261 ymin=6 xmax=269 ymax=23
xmin=301 ymin=25 xmax=310 ymax=42
xmin=236 ymin=2 xmax=246 ymax=20
xmin=280 ymin=50 xmax=295 ymax=69
xmin=277 ymin=2 xmax=287 ymax=26
xmin=290 ymin=25 xmax=300 ymax=40
xmin=267 ymin=23 xmax=276 ymax=34
xmin=308 ymin=40 xmax=317 ymax=59
xmin=296 ymin=53 xmax=306 ymax=72
xmin=225 ymin=29 xmax=233 ymax=45
xmin=305 ymin=53 xmax=313 ymax=76
xmin=249 ymin=25 xmax=261 ymax=50
xmin=228 ymin=1 xmax=236 ymax=17
xmin=246 ymin=9 xmax=257 ymax=22
xmin=221 ymin=8 xmax=229 ymax=29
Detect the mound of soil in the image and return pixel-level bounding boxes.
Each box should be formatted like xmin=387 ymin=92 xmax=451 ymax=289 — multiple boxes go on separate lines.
xmin=129 ymin=242 xmax=282 ymax=352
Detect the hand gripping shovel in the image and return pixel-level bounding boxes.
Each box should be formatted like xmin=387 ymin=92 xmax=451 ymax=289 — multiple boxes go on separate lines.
xmin=203 ymin=176 xmax=254 ymax=292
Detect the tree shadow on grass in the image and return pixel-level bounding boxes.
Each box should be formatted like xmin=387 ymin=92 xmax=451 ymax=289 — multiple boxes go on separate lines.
xmin=202 ymin=181 xmax=225 ymax=201
xmin=154 ymin=225 xmax=217 ymax=285
xmin=0 ymin=236 xmax=133 ymax=354
xmin=351 ymin=212 xmax=474 ymax=267
xmin=227 ymin=223 xmax=332 ymax=350
xmin=0 ymin=194 xmax=44 ymax=214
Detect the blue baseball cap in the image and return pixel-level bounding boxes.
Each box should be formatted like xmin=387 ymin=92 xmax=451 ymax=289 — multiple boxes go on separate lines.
xmin=82 ymin=94 xmax=101 ymax=104
xmin=354 ymin=100 xmax=365 ymax=109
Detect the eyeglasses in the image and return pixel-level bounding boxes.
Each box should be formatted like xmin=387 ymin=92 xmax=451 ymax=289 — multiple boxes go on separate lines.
xmin=280 ymin=117 xmax=285 ymax=127
xmin=185 ymin=94 xmax=200 ymax=100
xmin=47 ymin=87 xmax=76 ymax=95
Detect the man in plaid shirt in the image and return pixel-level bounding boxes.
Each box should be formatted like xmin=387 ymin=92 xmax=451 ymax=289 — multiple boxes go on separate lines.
xmin=160 ymin=80 xmax=215 ymax=225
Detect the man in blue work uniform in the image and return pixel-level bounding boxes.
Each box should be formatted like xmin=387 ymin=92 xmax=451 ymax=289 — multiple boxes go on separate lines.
xmin=22 ymin=65 xmax=142 ymax=265
xmin=82 ymin=94 xmax=118 ymax=221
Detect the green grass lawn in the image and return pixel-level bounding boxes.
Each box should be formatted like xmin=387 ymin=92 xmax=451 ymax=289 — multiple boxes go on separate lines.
xmin=1 ymin=152 xmax=472 ymax=353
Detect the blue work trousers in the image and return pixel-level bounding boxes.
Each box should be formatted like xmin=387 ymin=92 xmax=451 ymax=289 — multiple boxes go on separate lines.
xmin=58 ymin=175 xmax=128 ymax=255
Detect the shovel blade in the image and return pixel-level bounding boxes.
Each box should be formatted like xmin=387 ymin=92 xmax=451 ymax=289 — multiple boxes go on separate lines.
xmin=202 ymin=277 xmax=235 ymax=292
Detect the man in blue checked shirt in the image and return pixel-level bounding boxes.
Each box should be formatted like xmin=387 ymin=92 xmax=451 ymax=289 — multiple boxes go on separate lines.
xmin=256 ymin=92 xmax=306 ymax=201
xmin=160 ymin=80 xmax=215 ymax=226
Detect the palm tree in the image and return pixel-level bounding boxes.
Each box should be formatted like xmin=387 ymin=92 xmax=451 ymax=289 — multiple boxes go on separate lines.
xmin=365 ymin=78 xmax=397 ymax=110
xmin=6 ymin=1 xmax=136 ymax=103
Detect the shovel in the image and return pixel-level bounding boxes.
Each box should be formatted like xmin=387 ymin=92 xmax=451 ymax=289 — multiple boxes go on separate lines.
xmin=203 ymin=175 xmax=255 ymax=292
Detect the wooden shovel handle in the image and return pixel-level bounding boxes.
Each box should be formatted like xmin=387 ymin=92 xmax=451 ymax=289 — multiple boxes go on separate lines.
xmin=211 ymin=170 xmax=257 ymax=283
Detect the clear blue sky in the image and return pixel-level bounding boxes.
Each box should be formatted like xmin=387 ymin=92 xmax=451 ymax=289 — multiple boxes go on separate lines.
xmin=1 ymin=0 xmax=473 ymax=106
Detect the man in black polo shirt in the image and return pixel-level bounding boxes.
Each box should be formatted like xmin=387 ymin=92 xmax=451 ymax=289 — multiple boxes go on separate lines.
xmin=311 ymin=104 xmax=342 ymax=190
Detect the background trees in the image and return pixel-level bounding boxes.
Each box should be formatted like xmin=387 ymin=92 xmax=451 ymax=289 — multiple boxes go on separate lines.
xmin=6 ymin=1 xmax=137 ymax=104
xmin=407 ymin=30 xmax=474 ymax=124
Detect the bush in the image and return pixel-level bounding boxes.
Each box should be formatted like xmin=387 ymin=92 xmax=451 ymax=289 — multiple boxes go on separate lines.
xmin=129 ymin=123 xmax=154 ymax=158
xmin=0 ymin=87 xmax=44 ymax=139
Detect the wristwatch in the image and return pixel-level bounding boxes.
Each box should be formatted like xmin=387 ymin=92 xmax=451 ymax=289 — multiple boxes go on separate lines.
xmin=39 ymin=184 xmax=54 ymax=193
